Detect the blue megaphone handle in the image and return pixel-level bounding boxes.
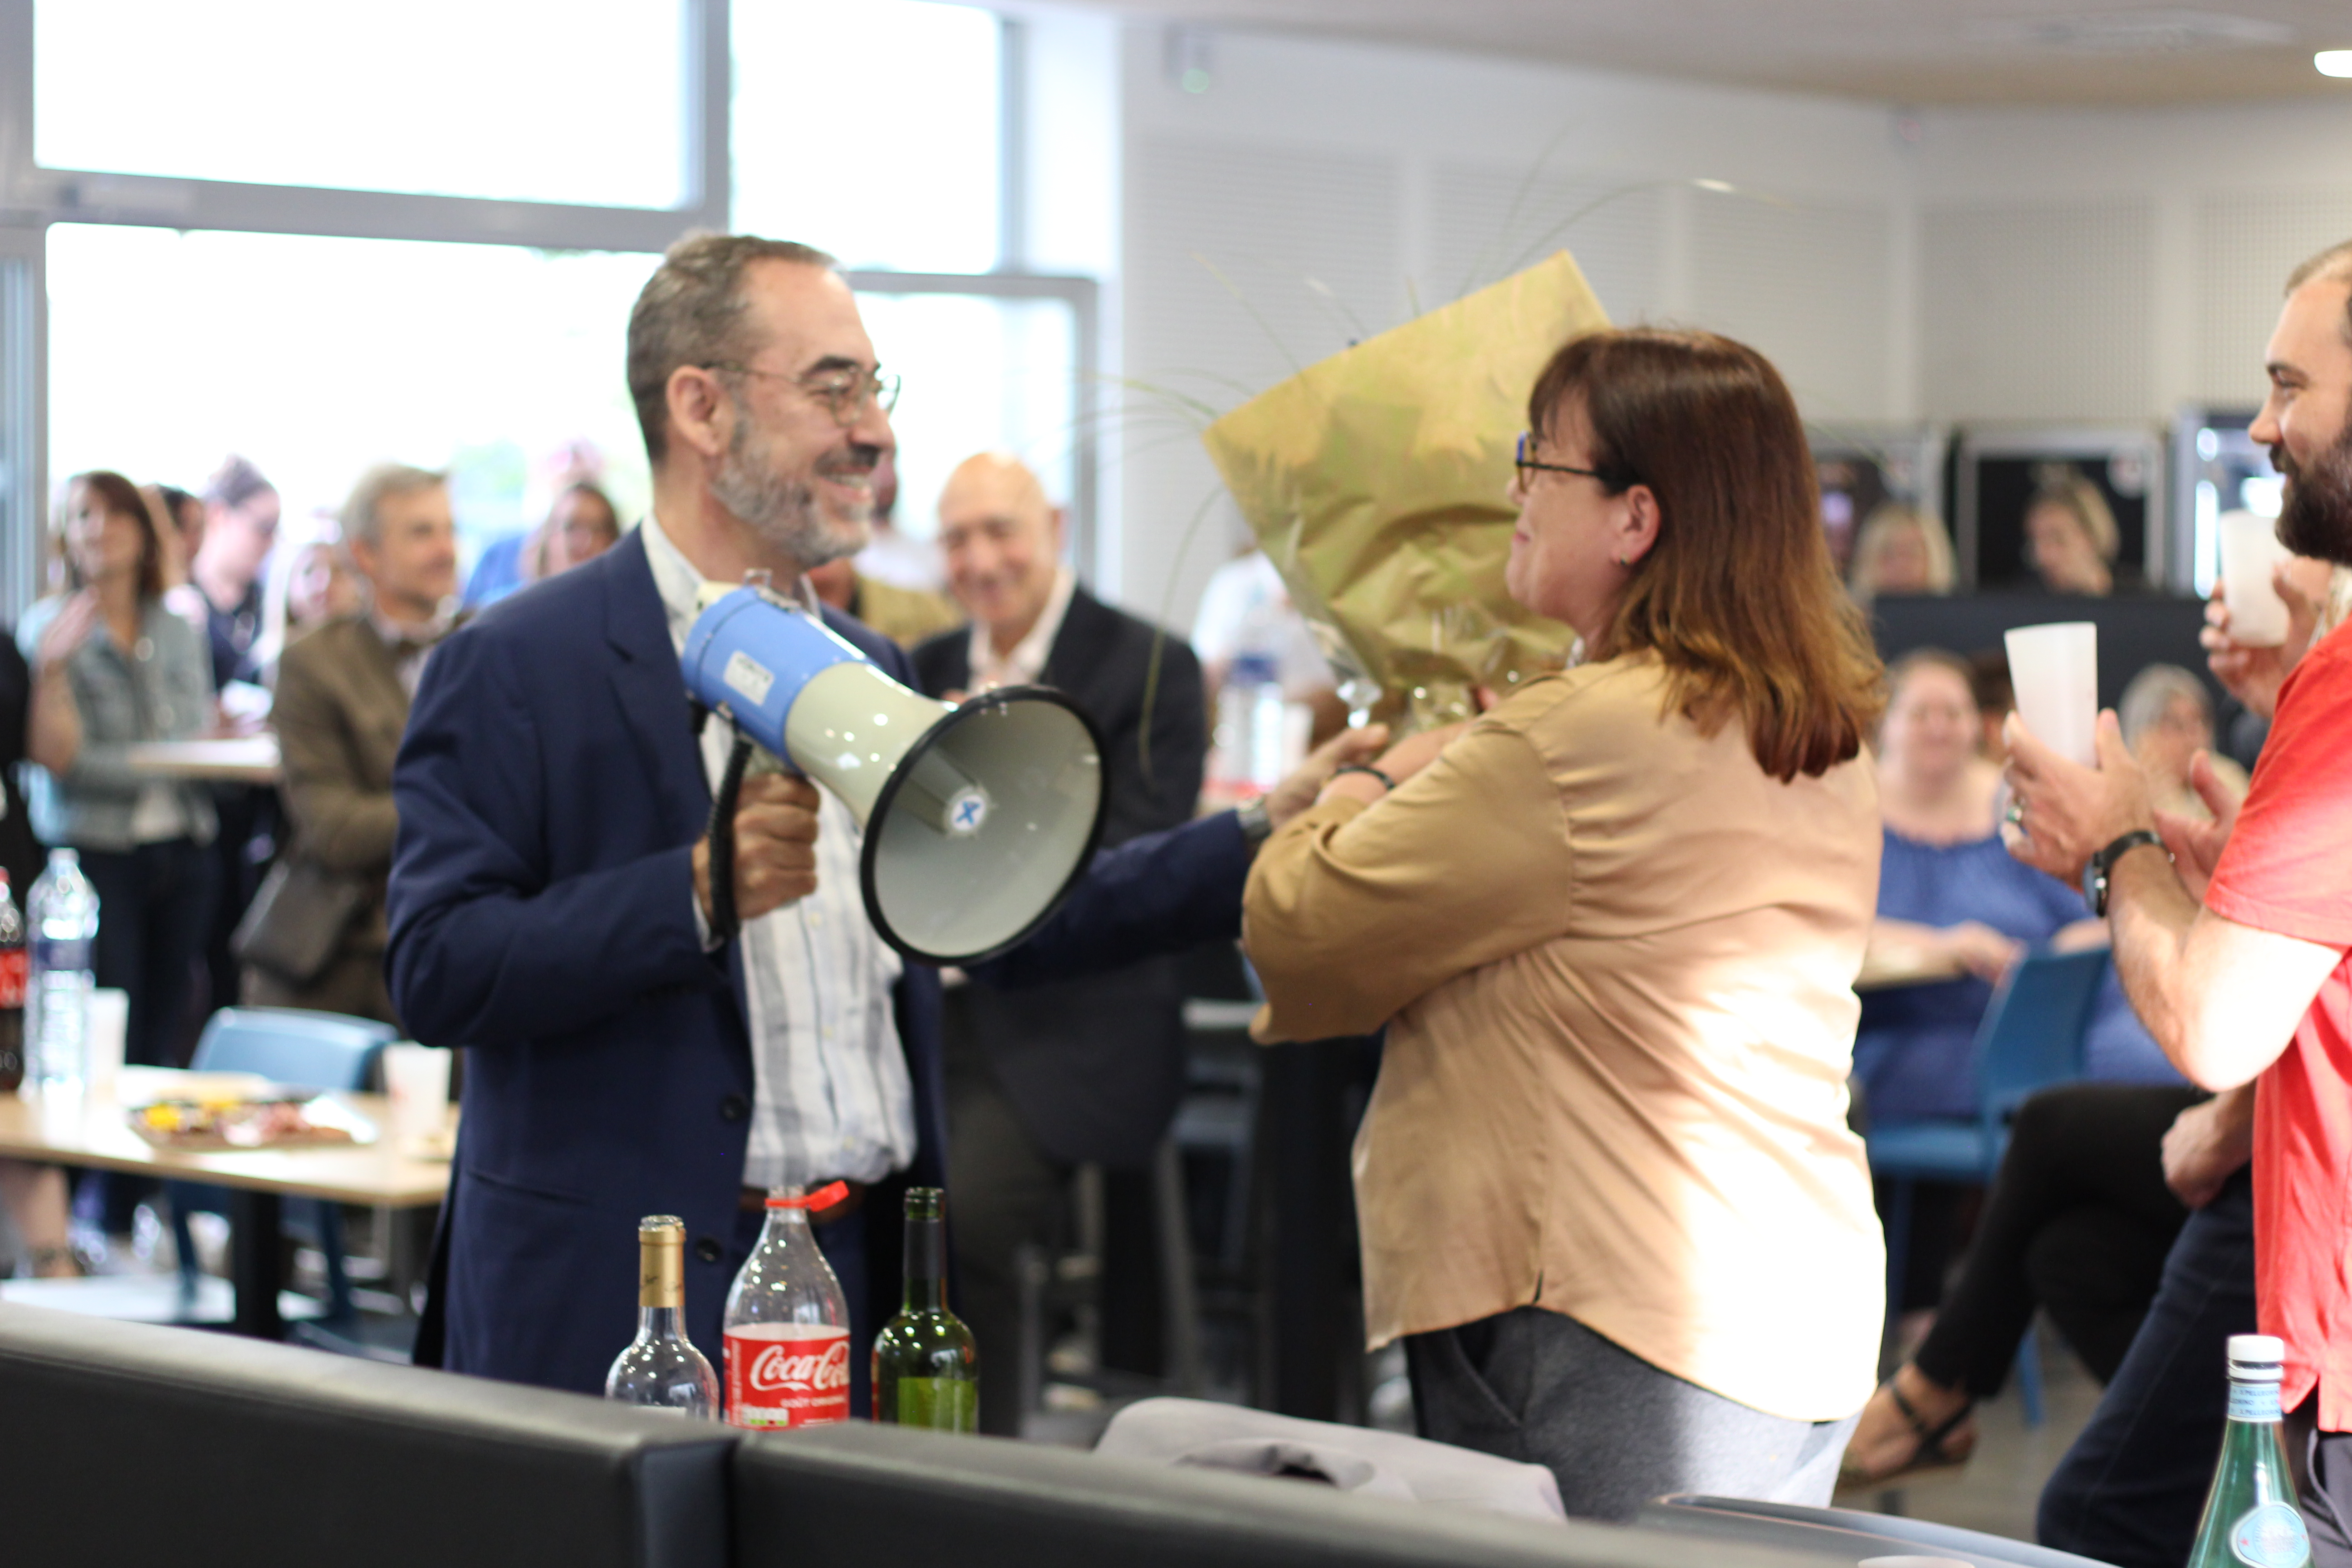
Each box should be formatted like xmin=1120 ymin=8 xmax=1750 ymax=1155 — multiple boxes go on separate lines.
xmin=680 ymin=585 xmax=874 ymax=765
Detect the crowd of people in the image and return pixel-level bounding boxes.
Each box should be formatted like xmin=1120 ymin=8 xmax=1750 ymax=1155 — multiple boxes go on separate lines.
xmin=3 ymin=225 xmax=2350 ymax=1566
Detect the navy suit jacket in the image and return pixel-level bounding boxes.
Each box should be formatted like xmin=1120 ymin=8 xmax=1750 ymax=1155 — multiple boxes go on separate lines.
xmin=386 ymin=530 xmax=945 ymax=1395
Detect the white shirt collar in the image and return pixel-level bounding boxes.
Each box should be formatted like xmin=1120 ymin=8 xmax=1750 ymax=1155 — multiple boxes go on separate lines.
xmin=640 ymin=512 xmax=818 ymax=655
xmin=967 ymin=565 xmax=1075 ymax=691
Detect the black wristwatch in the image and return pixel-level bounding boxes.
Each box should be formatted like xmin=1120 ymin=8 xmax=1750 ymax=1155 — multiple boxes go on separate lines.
xmin=2086 ymin=829 xmax=2166 ymax=917
xmin=1235 ymin=797 xmax=1273 ymax=853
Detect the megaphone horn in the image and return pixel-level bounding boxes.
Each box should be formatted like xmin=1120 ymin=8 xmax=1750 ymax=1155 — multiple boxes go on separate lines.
xmin=681 ymin=585 xmax=1107 ymax=965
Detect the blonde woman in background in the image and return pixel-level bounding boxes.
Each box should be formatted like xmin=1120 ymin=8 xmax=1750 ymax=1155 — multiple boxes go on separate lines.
xmin=2025 ymin=467 xmax=2129 ymax=596
xmin=1847 ymin=504 xmax=1956 ymax=604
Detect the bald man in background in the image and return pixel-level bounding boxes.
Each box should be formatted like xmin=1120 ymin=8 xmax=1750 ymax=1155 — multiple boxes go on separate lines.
xmin=912 ymin=454 xmax=1208 ymax=1431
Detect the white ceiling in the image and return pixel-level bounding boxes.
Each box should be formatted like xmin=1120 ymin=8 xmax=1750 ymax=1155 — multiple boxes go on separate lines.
xmin=1064 ymin=1 xmax=2352 ymax=106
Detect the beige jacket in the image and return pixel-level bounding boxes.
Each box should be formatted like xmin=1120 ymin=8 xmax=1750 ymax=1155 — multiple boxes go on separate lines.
xmin=1245 ymin=652 xmax=1884 ymax=1421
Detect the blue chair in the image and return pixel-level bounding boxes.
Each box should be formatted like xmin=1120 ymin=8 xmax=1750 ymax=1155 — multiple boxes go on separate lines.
xmin=1867 ymin=945 xmax=2112 ymax=1426
xmin=170 ymin=1007 xmax=400 ymax=1326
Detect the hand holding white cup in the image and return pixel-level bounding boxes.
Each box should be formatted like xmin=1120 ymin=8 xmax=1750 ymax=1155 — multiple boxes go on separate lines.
xmin=2217 ymin=510 xmax=2293 ymax=648
xmin=2004 ymin=622 xmax=2099 ymax=766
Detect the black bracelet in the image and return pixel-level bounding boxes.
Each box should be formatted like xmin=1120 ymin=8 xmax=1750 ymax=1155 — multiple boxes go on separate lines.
xmin=1330 ymin=763 xmax=1395 ymax=791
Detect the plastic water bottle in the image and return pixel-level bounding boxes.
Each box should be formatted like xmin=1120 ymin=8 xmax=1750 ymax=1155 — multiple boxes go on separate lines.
xmin=1213 ymin=651 xmax=1287 ymax=797
xmin=28 ymin=849 xmax=100 ymax=1087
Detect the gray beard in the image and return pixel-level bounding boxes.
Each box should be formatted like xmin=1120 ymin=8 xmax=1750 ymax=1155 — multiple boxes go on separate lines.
xmin=709 ymin=412 xmax=870 ymax=569
xmin=2276 ymin=415 xmax=2352 ymax=568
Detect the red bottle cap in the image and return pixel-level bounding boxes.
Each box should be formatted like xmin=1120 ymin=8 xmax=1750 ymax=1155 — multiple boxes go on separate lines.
xmin=765 ymin=1180 xmax=850 ymax=1212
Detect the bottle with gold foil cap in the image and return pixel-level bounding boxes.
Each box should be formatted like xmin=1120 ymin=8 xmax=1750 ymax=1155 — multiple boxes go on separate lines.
xmin=604 ymin=1215 xmax=719 ymax=1418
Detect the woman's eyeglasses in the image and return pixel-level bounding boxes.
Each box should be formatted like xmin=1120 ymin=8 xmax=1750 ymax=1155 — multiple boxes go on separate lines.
xmin=1514 ymin=432 xmax=1606 ymax=482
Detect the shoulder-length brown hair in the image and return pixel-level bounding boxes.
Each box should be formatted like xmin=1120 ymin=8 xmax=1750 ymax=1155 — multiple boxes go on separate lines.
xmin=63 ymin=470 xmax=167 ymax=601
xmin=1528 ymin=328 xmax=1884 ymax=781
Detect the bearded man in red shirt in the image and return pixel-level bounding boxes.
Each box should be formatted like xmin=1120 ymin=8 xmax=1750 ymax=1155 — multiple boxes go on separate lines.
xmin=2007 ymin=238 xmax=2352 ymax=1561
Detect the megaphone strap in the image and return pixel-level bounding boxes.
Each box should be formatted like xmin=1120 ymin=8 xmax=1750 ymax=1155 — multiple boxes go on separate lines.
xmin=766 ymin=1180 xmax=851 ymax=1211
xmin=704 ymin=727 xmax=757 ymax=945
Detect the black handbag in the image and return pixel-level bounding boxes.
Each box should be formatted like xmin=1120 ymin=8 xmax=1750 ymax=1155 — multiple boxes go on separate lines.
xmin=230 ymin=855 xmax=368 ymax=986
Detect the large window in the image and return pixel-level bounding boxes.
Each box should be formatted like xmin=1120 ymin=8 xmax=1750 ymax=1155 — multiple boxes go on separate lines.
xmin=47 ymin=226 xmax=658 ymax=566
xmin=733 ymin=0 xmax=1000 ymax=273
xmin=858 ymin=290 xmax=1076 ymax=539
xmin=34 ymin=0 xmax=689 ymax=209
xmin=5 ymin=0 xmax=1102 ymax=614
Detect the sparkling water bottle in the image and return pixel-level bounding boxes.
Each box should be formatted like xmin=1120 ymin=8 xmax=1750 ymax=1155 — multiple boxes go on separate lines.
xmin=2186 ymin=1334 xmax=2312 ymax=1568
xmin=28 ymin=849 xmax=99 ymax=1087
xmin=723 ymin=1182 xmax=852 ymax=1428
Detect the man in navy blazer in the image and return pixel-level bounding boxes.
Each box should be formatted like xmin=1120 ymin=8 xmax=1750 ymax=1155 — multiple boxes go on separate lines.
xmin=387 ymin=236 xmax=943 ymax=1401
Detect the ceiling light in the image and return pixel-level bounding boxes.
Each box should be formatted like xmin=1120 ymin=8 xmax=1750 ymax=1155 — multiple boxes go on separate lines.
xmin=1969 ymin=10 xmax=2291 ymax=54
xmin=2319 ymin=50 xmax=2352 ymax=78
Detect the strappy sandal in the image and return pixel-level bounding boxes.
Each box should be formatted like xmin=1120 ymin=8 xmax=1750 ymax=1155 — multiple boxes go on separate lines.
xmin=1838 ymin=1378 xmax=1976 ymax=1488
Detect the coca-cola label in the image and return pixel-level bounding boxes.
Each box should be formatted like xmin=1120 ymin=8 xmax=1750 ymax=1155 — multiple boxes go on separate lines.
xmin=724 ymin=1323 xmax=850 ymax=1428
xmin=0 ymin=950 xmax=24 ymax=1009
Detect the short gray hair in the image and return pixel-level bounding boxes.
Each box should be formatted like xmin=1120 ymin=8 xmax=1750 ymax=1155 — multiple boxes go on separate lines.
xmin=2118 ymin=663 xmax=2209 ymax=747
xmin=342 ymin=463 xmax=446 ymax=549
xmin=626 ymin=233 xmax=836 ymax=465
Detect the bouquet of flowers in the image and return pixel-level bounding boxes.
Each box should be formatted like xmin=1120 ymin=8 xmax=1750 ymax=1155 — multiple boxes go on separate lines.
xmin=1200 ymin=251 xmax=1610 ymax=729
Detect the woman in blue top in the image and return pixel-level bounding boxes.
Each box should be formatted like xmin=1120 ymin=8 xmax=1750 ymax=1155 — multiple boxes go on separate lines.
xmin=1857 ymin=649 xmax=2139 ymax=1124
xmin=22 ymin=472 xmax=219 ymax=1072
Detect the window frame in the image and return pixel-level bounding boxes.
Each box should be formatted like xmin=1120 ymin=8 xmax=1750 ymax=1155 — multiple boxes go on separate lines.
xmin=0 ymin=0 xmax=1100 ymax=617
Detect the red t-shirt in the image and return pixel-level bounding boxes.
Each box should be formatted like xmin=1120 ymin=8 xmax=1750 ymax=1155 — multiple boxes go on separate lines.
xmin=2206 ymin=621 xmax=2352 ymax=1427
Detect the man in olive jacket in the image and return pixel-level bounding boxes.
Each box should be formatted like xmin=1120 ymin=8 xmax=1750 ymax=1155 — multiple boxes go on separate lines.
xmin=246 ymin=464 xmax=458 ymax=1024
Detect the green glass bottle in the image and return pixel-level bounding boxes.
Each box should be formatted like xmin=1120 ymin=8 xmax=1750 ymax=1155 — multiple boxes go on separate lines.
xmin=2186 ymin=1335 xmax=2312 ymax=1568
xmin=872 ymin=1186 xmax=979 ymax=1432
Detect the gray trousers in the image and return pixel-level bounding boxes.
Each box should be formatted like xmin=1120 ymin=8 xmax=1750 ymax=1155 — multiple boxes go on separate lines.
xmin=1405 ymin=1306 xmax=1860 ymax=1523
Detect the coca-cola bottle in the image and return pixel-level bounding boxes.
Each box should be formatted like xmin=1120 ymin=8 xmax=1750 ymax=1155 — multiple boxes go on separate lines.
xmin=0 ymin=872 xmax=24 ymax=1094
xmin=723 ymin=1181 xmax=853 ymax=1429
xmin=605 ymin=1215 xmax=720 ymax=1417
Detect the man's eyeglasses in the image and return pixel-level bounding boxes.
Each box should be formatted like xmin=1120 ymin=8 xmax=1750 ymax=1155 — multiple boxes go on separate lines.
xmin=710 ymin=364 xmax=901 ymax=426
xmin=1514 ymin=432 xmax=1606 ymax=482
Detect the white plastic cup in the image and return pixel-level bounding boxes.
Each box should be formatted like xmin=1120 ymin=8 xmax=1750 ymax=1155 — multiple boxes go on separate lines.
xmin=381 ymin=1043 xmax=452 ymax=1148
xmin=2218 ymin=510 xmax=2293 ymax=648
xmin=2004 ymin=622 xmax=2099 ymax=766
xmin=82 ymin=989 xmax=127 ymax=1099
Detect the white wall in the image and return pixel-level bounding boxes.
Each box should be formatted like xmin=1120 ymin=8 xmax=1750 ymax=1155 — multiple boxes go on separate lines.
xmin=1113 ymin=26 xmax=1916 ymax=630
xmin=1106 ymin=22 xmax=2352 ymax=633
xmin=1913 ymin=100 xmax=2352 ymax=421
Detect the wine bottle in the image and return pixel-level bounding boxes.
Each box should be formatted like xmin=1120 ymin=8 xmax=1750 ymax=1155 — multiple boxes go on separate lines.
xmin=872 ymin=1186 xmax=978 ymax=1431
xmin=604 ymin=1215 xmax=720 ymax=1418
xmin=2185 ymin=1334 xmax=2311 ymax=1568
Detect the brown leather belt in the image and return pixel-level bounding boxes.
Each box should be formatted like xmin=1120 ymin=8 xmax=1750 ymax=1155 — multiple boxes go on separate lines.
xmin=740 ymin=1181 xmax=864 ymax=1223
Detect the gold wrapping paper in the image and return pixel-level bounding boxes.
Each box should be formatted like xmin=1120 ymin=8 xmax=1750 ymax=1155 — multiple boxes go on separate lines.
xmin=1200 ymin=251 xmax=1612 ymax=729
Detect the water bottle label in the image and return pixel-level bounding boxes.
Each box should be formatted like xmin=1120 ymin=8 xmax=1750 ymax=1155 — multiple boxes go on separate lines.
xmin=2231 ymin=1502 xmax=2310 ymax=1568
xmin=2231 ymin=1383 xmax=2285 ymax=1422
xmin=32 ymin=937 xmax=93 ymax=972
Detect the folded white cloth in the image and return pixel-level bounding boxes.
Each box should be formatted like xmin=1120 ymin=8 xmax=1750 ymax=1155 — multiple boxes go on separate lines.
xmin=1094 ymin=1397 xmax=1566 ymax=1523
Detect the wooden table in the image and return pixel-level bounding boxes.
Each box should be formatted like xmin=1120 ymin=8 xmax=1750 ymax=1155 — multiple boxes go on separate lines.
xmin=0 ymin=1071 xmax=451 ymax=1338
xmin=123 ymin=735 xmax=281 ymax=784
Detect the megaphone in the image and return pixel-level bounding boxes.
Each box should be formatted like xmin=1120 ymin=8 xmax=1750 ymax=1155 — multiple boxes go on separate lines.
xmin=681 ymin=585 xmax=1107 ymax=965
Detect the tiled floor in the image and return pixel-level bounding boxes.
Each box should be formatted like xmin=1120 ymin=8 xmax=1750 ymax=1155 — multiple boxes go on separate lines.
xmin=1839 ymin=1323 xmax=2107 ymax=1544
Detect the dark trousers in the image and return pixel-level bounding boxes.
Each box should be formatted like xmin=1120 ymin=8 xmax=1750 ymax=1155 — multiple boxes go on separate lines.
xmin=2037 ymin=1167 xmax=2257 ymax=1568
xmin=1916 ymin=1083 xmax=2201 ymax=1396
xmin=729 ymin=1200 xmax=871 ymax=1421
xmin=1405 ymin=1307 xmax=1857 ymax=1523
xmin=943 ymin=995 xmax=1163 ymax=1437
xmin=2294 ymin=1406 xmax=2352 ymax=1568
xmin=78 ymin=838 xmax=217 ymax=1070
